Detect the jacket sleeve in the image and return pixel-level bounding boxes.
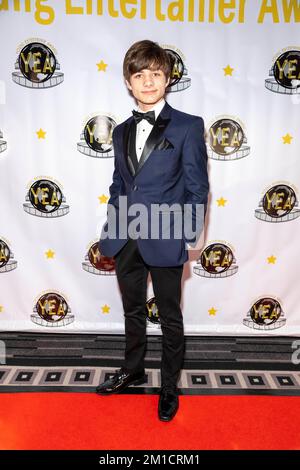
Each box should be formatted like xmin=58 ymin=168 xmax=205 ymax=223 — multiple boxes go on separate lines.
xmin=107 ymin=127 xmax=122 ymax=209
xmin=99 ymin=127 xmax=123 ymax=244
xmin=182 ymin=116 xmax=209 ymax=246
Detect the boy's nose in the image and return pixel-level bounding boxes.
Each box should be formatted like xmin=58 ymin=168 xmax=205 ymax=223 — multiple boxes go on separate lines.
xmin=143 ymin=75 xmax=154 ymax=86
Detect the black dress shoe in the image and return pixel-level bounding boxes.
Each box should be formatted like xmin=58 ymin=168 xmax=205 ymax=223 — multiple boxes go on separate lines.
xmin=96 ymin=367 xmax=147 ymax=395
xmin=158 ymin=386 xmax=179 ymax=421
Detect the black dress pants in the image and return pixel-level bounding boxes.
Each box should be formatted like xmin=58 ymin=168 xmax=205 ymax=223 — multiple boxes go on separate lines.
xmin=114 ymin=238 xmax=184 ymax=389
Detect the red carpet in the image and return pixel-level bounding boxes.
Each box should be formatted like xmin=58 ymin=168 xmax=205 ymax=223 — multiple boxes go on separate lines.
xmin=0 ymin=393 xmax=299 ymax=450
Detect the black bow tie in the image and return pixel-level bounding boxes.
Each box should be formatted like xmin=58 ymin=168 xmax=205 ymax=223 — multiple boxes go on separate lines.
xmin=132 ymin=109 xmax=155 ymax=126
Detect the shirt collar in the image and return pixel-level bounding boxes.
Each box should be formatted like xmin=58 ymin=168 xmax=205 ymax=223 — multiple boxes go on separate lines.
xmin=137 ymin=98 xmax=165 ymax=120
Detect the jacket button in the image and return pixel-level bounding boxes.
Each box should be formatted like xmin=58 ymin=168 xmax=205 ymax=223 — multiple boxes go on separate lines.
xmin=132 ymin=185 xmax=138 ymax=191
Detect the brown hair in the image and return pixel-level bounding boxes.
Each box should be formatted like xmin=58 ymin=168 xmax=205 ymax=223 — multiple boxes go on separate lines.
xmin=123 ymin=40 xmax=171 ymax=82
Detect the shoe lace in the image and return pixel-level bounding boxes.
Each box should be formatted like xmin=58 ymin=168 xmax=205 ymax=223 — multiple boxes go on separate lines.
xmin=105 ymin=368 xmax=126 ymax=384
xmin=114 ymin=367 xmax=127 ymax=378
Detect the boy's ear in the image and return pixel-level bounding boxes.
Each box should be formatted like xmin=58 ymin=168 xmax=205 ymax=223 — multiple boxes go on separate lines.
xmin=165 ymin=76 xmax=170 ymax=87
xmin=125 ymin=79 xmax=132 ymax=91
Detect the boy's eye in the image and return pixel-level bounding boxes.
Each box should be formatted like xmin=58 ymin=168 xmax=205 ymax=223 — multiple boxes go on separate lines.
xmin=132 ymin=71 xmax=161 ymax=79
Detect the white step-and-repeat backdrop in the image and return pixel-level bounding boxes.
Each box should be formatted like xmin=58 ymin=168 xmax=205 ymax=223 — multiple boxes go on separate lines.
xmin=0 ymin=1 xmax=299 ymax=335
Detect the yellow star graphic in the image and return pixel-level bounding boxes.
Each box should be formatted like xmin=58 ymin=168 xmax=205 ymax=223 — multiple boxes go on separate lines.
xmin=223 ymin=65 xmax=234 ymax=76
xmin=98 ymin=194 xmax=109 ymax=204
xmin=282 ymin=133 xmax=293 ymax=144
xmin=97 ymin=60 xmax=108 ymax=72
xmin=208 ymin=307 xmax=217 ymax=316
xmin=36 ymin=128 xmax=46 ymax=139
xmin=45 ymin=249 xmax=55 ymax=259
xmin=0 ymin=305 xmax=3 ymax=313
xmin=217 ymin=197 xmax=227 ymax=207
xmin=267 ymin=255 xmax=277 ymax=264
xmin=101 ymin=304 xmax=110 ymax=314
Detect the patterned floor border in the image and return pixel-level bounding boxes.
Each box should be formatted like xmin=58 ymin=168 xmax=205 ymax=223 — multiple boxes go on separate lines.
xmin=1 ymin=365 xmax=300 ymax=395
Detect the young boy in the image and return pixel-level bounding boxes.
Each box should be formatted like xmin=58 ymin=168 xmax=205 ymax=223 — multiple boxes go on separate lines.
xmin=97 ymin=40 xmax=209 ymax=421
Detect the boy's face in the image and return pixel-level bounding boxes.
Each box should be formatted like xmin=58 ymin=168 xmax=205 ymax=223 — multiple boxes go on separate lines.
xmin=125 ymin=68 xmax=170 ymax=111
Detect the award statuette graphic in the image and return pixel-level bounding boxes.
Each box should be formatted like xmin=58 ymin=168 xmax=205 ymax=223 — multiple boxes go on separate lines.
xmin=0 ymin=130 xmax=7 ymax=154
xmin=243 ymin=297 xmax=286 ymax=330
xmin=146 ymin=297 xmax=160 ymax=329
xmin=265 ymin=48 xmax=300 ymax=95
xmin=12 ymin=40 xmax=64 ymax=88
xmin=193 ymin=242 xmax=238 ymax=278
xmin=23 ymin=178 xmax=69 ymax=218
xmin=207 ymin=118 xmax=250 ymax=161
xmin=77 ymin=114 xmax=117 ymax=158
xmin=162 ymin=46 xmax=191 ymax=93
xmin=0 ymin=239 xmax=17 ymax=273
xmin=82 ymin=242 xmax=115 ymax=275
xmin=31 ymin=292 xmax=74 ymax=327
xmin=255 ymin=183 xmax=300 ymax=223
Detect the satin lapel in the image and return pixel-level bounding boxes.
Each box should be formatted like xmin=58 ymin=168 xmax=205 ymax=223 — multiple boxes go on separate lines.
xmin=122 ymin=120 xmax=135 ymax=178
xmin=135 ymin=113 xmax=171 ymax=176
xmin=121 ymin=101 xmax=173 ymax=178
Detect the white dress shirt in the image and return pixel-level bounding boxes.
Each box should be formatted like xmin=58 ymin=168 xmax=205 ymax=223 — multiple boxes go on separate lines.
xmin=135 ymin=98 xmax=165 ymax=161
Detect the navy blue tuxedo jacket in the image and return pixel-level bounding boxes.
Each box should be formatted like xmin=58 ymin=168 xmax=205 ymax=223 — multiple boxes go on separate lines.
xmin=99 ymin=101 xmax=209 ymax=266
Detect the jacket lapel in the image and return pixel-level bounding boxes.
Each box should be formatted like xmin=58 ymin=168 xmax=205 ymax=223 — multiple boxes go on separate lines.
xmin=122 ymin=121 xmax=134 ymax=177
xmin=122 ymin=101 xmax=172 ymax=178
